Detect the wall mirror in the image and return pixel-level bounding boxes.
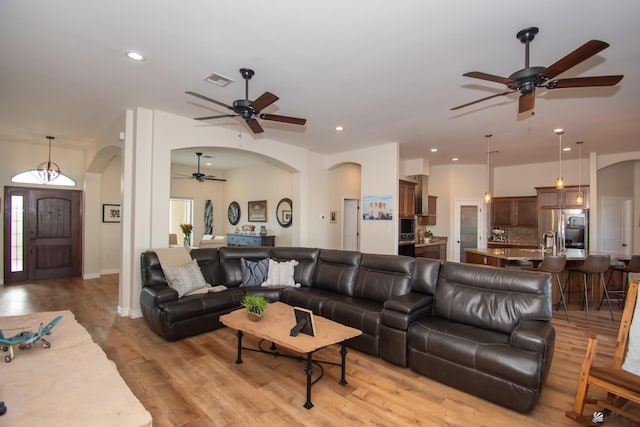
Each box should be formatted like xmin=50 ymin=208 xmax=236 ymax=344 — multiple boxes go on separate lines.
xmin=276 ymin=198 xmax=292 ymax=228
xmin=228 ymin=201 xmax=240 ymax=225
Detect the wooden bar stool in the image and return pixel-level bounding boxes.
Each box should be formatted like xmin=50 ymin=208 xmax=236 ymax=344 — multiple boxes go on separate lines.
xmin=600 ymin=255 xmax=640 ymax=310
xmin=568 ymin=254 xmax=613 ymax=321
xmin=536 ymin=255 xmax=569 ymax=321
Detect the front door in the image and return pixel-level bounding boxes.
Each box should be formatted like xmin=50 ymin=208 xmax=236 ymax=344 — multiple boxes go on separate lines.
xmin=4 ymin=186 xmax=83 ymax=283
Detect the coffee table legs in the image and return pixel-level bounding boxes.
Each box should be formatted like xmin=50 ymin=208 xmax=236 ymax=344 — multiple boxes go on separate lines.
xmin=235 ymin=330 xmax=243 ymax=364
xmin=339 ymin=343 xmax=348 ymax=386
xmin=304 ymin=352 xmax=314 ymax=409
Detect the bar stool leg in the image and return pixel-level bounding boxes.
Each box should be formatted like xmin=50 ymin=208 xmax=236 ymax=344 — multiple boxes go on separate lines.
xmin=582 ymin=273 xmax=590 ymax=321
xmin=598 ymin=271 xmax=615 ymax=321
xmin=556 ymin=273 xmax=569 ymax=321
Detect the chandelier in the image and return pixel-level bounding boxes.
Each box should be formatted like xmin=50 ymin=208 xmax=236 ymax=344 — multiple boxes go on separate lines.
xmin=37 ymin=136 xmax=61 ymax=183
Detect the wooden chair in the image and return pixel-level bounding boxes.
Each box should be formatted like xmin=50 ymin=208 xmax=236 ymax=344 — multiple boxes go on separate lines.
xmin=566 ymin=280 xmax=640 ymax=424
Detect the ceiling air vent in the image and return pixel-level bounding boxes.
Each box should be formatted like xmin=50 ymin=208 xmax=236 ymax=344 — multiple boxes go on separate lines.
xmin=203 ymin=72 xmax=234 ymax=87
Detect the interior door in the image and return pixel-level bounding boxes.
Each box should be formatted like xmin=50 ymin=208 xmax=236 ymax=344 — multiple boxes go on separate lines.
xmin=343 ymin=198 xmax=359 ymax=251
xmin=4 ymin=186 xmax=82 ymax=283
xmin=454 ymin=200 xmax=483 ymax=262
xmin=600 ymin=196 xmax=632 ymax=255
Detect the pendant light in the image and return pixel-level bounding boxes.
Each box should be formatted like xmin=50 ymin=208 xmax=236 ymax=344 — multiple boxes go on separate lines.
xmin=554 ymin=128 xmax=565 ymax=189
xmin=484 ymin=134 xmax=492 ymax=204
xmin=37 ymin=136 xmax=61 ymax=183
xmin=576 ymin=140 xmax=584 ymax=206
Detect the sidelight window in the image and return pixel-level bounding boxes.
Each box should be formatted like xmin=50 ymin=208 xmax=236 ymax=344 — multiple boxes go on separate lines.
xmin=10 ymin=195 xmax=24 ymax=272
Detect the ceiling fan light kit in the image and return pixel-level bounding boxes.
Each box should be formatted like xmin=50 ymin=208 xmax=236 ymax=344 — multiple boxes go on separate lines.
xmin=451 ymin=27 xmax=624 ymax=114
xmin=187 ymin=68 xmax=307 ymax=134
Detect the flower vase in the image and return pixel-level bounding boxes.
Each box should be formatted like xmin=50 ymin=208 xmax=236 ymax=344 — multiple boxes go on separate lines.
xmin=260 ymin=226 xmax=267 ymax=236
xmin=183 ymin=235 xmax=191 ymax=247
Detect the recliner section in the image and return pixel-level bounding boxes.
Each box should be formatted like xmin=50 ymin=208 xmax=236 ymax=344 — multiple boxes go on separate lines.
xmin=139 ymin=246 xmax=554 ymax=413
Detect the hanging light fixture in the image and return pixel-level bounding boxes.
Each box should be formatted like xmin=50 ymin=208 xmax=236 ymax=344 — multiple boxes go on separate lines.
xmin=484 ymin=134 xmax=492 ymax=204
xmin=576 ymin=140 xmax=584 ymax=206
xmin=37 ymin=136 xmax=61 ymax=183
xmin=554 ymin=128 xmax=565 ymax=189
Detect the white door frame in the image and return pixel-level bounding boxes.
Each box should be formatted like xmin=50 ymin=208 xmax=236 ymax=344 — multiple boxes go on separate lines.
xmin=452 ymin=199 xmax=485 ymax=262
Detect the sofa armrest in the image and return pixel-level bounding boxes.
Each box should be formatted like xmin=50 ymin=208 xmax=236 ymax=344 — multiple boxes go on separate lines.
xmin=140 ymin=285 xmax=178 ymax=308
xmin=382 ymin=292 xmax=434 ymax=330
xmin=511 ymin=319 xmax=555 ymax=354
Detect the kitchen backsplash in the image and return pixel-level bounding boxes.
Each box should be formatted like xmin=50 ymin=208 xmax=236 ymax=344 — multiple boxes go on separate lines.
xmin=503 ymin=226 xmax=539 ymax=244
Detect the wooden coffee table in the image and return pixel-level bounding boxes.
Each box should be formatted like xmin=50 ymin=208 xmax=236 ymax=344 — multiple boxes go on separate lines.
xmin=219 ymin=301 xmax=362 ymax=409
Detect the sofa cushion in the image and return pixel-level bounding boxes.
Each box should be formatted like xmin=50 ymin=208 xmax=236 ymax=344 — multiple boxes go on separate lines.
xmin=434 ymin=262 xmax=552 ymax=334
xmin=408 ymin=317 xmax=542 ymax=389
xmin=163 ymin=259 xmax=209 ymax=298
xmin=353 ymin=254 xmax=413 ymax=302
xmin=240 ymin=257 xmax=269 ymax=287
xmin=280 ymin=287 xmax=340 ymax=315
xmin=262 ymin=259 xmax=299 ymax=287
xmin=313 ymin=249 xmax=361 ymax=295
xmin=321 ymin=297 xmax=382 ymax=336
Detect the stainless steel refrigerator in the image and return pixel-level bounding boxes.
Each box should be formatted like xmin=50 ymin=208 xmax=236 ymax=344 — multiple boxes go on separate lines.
xmin=538 ymin=208 xmax=589 ymax=250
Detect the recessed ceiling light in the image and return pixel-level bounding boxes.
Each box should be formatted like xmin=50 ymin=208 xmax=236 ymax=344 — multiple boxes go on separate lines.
xmin=430 ymin=148 xmax=438 ymax=152
xmin=452 ymin=157 xmax=459 ymax=161
xmin=125 ymin=51 xmax=145 ymax=61
xmin=563 ymin=147 xmax=571 ymax=152
xmin=335 ymin=126 xmax=344 ymax=131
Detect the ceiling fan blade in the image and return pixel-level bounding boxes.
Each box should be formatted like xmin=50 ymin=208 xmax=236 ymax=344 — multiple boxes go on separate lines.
xmin=463 ymin=71 xmax=514 ymax=86
xmin=194 ymin=114 xmax=238 ymax=121
xmin=518 ymin=92 xmax=535 ymax=114
xmin=185 ymin=91 xmax=234 ymax=110
xmin=250 ymin=91 xmax=279 ymax=112
xmin=259 ymin=113 xmax=307 ymax=125
xmin=203 ymin=176 xmax=227 ymax=182
xmin=546 ymin=75 xmax=624 ymax=89
xmin=450 ymin=90 xmax=516 ymax=111
xmin=541 ymin=40 xmax=609 ymax=79
xmin=246 ymin=118 xmax=264 ymax=134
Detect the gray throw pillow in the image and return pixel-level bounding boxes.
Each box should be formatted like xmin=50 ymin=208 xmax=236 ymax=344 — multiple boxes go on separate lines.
xmin=163 ymin=259 xmax=208 ymax=298
xmin=240 ymin=257 xmax=269 ymax=287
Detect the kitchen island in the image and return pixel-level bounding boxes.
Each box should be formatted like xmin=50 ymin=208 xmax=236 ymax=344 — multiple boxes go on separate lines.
xmin=465 ymin=248 xmax=630 ymax=311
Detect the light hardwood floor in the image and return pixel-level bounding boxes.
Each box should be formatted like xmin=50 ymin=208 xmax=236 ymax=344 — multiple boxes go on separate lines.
xmin=0 ymin=275 xmax=637 ymax=426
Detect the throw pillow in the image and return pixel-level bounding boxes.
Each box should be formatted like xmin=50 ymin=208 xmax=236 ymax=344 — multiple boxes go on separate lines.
xmin=240 ymin=258 xmax=269 ymax=287
xmin=262 ymin=259 xmax=300 ymax=287
xmin=163 ymin=259 xmax=209 ymax=298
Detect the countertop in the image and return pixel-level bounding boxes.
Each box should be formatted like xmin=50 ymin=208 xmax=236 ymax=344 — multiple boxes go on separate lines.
xmin=466 ymin=248 xmax=629 ymax=262
xmin=415 ymin=240 xmax=446 ymax=248
xmin=487 ymin=241 xmax=539 ymax=247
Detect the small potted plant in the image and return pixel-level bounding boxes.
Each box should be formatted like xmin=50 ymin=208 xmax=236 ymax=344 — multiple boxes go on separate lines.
xmin=425 ymin=230 xmax=434 ymax=243
xmin=241 ymin=295 xmax=269 ymax=321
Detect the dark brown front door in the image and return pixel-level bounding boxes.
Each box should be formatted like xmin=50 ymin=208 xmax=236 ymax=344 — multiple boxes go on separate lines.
xmin=4 ymin=186 xmax=82 ymax=283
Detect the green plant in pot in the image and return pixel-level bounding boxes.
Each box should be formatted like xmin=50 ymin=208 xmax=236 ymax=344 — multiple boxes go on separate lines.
xmin=241 ymin=295 xmax=269 ymax=321
xmin=425 ymin=230 xmax=434 ymax=243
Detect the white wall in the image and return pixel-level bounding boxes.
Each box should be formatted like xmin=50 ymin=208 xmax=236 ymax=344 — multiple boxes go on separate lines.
xmin=100 ymin=155 xmax=123 ymax=273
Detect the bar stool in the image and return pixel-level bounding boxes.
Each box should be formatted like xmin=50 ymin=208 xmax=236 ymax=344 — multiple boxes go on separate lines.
xmin=600 ymin=255 xmax=640 ymax=310
xmin=568 ymin=254 xmax=613 ymax=321
xmin=536 ymin=255 xmax=569 ymax=321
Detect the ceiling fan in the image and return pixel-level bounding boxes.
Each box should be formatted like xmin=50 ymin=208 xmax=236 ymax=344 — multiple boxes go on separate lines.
xmin=451 ymin=27 xmax=624 ymax=114
xmin=186 ymin=68 xmax=307 ymax=134
xmin=174 ymin=152 xmax=226 ymax=182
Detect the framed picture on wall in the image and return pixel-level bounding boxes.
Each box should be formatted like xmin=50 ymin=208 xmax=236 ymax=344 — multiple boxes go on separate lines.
xmin=248 ymin=200 xmax=267 ymax=222
xmin=102 ymin=204 xmax=121 ymax=223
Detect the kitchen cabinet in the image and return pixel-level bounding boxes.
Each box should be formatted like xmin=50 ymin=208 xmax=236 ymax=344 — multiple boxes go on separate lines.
xmin=415 ymin=242 xmax=446 ymax=261
xmin=491 ymin=196 xmax=537 ymax=227
xmin=399 ymin=180 xmax=416 ymax=218
xmin=536 ymin=186 xmax=589 ymax=209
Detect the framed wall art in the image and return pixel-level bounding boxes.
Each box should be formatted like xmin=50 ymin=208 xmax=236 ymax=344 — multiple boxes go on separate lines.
xmin=102 ymin=204 xmax=121 ymax=223
xmin=248 ymin=200 xmax=267 ymax=222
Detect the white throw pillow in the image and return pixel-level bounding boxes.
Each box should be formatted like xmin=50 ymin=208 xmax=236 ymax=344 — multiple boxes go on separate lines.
xmin=163 ymin=259 xmax=209 ymax=298
xmin=262 ymin=259 xmax=300 ymax=287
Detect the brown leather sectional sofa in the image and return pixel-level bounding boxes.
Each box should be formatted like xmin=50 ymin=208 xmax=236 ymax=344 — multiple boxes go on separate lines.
xmin=140 ymin=246 xmax=555 ymax=413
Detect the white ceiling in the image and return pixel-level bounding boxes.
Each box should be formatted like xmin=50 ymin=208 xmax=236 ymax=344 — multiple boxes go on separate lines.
xmin=1 ymin=1 xmax=638 ymax=170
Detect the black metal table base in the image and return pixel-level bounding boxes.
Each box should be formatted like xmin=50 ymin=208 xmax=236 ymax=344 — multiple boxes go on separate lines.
xmin=233 ymin=330 xmax=349 ymax=409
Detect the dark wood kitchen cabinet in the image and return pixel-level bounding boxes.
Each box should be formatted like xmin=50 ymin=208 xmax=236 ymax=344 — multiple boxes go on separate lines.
xmin=536 ymin=185 xmax=589 ymax=209
xmin=399 ymin=180 xmax=416 ymax=218
xmin=491 ymin=196 xmax=537 ymax=227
